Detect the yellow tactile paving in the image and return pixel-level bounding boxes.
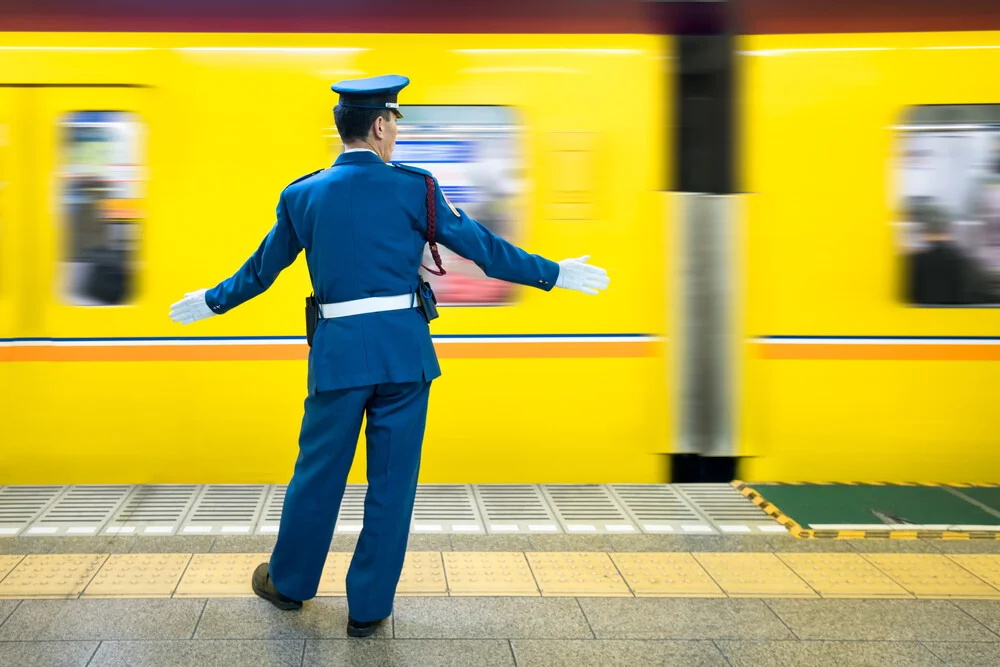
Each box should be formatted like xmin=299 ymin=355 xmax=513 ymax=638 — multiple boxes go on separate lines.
xmin=948 ymin=555 xmax=1000 ymax=590
xmin=5 ymin=551 xmax=1000 ymax=599
xmin=777 ymin=553 xmax=911 ymax=598
xmin=316 ymin=552 xmax=353 ymax=596
xmin=0 ymin=554 xmax=108 ymax=599
xmin=443 ymin=552 xmax=539 ymax=596
xmin=611 ymin=552 xmax=725 ymax=597
xmin=395 ymin=551 xmax=447 ymax=596
xmin=526 ymin=552 xmax=632 ymax=596
xmin=173 ymin=553 xmax=270 ymax=598
xmin=0 ymin=555 xmax=24 ymax=581
xmin=693 ymin=553 xmax=818 ymax=598
xmin=81 ymin=553 xmax=192 ymax=598
xmin=862 ymin=554 xmax=1000 ymax=599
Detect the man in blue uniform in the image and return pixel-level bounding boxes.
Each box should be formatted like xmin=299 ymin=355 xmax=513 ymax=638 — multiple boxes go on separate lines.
xmin=168 ymin=74 xmax=609 ymax=636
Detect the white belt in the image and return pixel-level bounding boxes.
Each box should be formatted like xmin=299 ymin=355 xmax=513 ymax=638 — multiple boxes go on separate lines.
xmin=319 ymin=294 xmax=415 ymax=319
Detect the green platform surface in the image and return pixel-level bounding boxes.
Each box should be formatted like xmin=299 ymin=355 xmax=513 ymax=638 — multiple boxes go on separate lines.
xmin=751 ymin=484 xmax=1000 ymax=528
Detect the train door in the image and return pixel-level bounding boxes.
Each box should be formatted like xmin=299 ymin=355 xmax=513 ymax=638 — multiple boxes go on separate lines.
xmin=23 ymin=87 xmax=149 ymax=339
xmin=3 ymin=86 xmax=149 ymax=473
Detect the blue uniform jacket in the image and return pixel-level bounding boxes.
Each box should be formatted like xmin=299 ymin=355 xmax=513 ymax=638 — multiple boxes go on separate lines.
xmin=204 ymin=149 xmax=560 ymax=393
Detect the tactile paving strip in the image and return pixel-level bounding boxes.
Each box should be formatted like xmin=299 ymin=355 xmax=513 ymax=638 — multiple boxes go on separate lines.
xmin=862 ymin=554 xmax=1000 ymax=599
xmin=610 ymin=552 xmax=725 ymax=597
xmin=81 ymin=553 xmax=192 ymax=598
xmin=443 ymin=552 xmax=539 ymax=596
xmin=0 ymin=554 xmax=108 ymax=598
xmin=526 ymin=552 xmax=632 ymax=596
xmin=316 ymin=552 xmax=353 ymax=596
xmin=173 ymin=553 xmax=269 ymax=597
xmin=776 ymin=553 xmax=911 ymax=598
xmin=693 ymin=553 xmax=818 ymax=598
xmin=947 ymin=555 xmax=1000 ymax=590
xmin=396 ymin=552 xmax=448 ymax=595
xmin=0 ymin=555 xmax=25 ymax=581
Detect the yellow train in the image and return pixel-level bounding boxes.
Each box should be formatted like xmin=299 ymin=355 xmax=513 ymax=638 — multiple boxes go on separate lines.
xmin=1 ymin=0 xmax=999 ymax=486
xmin=0 ymin=31 xmax=671 ymax=485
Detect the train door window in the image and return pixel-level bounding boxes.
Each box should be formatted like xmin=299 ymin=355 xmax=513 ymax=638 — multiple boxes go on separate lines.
xmin=388 ymin=105 xmax=524 ymax=306
xmin=894 ymin=105 xmax=1000 ymax=307
xmin=58 ymin=111 xmax=144 ymax=306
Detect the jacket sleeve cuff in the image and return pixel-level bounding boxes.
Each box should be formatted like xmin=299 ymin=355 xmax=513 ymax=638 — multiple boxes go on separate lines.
xmin=537 ymin=258 xmax=560 ymax=291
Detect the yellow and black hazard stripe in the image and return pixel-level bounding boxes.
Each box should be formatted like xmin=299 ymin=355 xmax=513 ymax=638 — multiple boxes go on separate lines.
xmin=730 ymin=480 xmax=1000 ymax=541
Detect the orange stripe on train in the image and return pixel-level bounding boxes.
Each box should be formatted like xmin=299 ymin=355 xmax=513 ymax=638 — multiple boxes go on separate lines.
xmin=757 ymin=343 xmax=1000 ymax=361
xmin=0 ymin=340 xmax=657 ymax=362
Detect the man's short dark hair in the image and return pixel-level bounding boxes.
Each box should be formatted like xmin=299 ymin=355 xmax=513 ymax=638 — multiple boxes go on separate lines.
xmin=334 ymin=105 xmax=391 ymax=142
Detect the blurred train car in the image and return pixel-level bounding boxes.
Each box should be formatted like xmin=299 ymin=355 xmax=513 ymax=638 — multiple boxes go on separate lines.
xmin=0 ymin=3 xmax=672 ymax=484
xmin=736 ymin=0 xmax=1000 ymax=482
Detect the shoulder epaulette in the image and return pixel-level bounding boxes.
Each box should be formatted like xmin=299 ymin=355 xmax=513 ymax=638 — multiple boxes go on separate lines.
xmin=390 ymin=162 xmax=434 ymax=179
xmin=285 ymin=168 xmax=325 ymax=189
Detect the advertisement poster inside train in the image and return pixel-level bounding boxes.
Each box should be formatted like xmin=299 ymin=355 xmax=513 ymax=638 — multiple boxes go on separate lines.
xmin=390 ymin=106 xmax=523 ymax=306
xmin=896 ymin=126 xmax=1000 ymax=307
xmin=59 ymin=111 xmax=144 ymax=307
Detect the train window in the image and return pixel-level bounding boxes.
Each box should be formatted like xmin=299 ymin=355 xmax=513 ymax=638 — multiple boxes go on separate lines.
xmin=388 ymin=105 xmax=524 ymax=306
xmin=58 ymin=111 xmax=144 ymax=306
xmin=894 ymin=105 xmax=1000 ymax=307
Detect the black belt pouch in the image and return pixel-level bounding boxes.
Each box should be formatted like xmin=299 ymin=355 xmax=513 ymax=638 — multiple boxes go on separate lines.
xmin=305 ymin=294 xmax=319 ymax=347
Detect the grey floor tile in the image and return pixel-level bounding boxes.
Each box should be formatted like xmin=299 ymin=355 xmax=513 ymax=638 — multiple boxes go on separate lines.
xmin=528 ymin=535 xmax=612 ymax=552
xmin=608 ymin=535 xmax=776 ymax=553
xmin=210 ymin=536 xmax=277 ymax=553
xmin=130 ymin=536 xmax=216 ymax=554
xmin=195 ymin=597 xmax=384 ymax=640
xmin=90 ymin=639 xmax=304 ymax=667
xmin=923 ymin=641 xmax=1000 ymax=666
xmin=0 ymin=641 xmax=99 ymax=667
xmin=305 ymin=639 xmax=514 ymax=666
xmin=932 ymin=541 xmax=1000 ymax=554
xmin=406 ymin=535 xmax=453 ymax=551
xmin=0 ymin=600 xmax=19 ymax=627
xmin=766 ymin=536 xmax=857 ymax=553
xmin=0 ymin=537 xmax=56 ymax=555
xmin=845 ymin=539 xmax=944 ymax=553
xmin=717 ymin=640 xmax=944 ymax=666
xmin=329 ymin=534 xmax=359 ymax=552
xmin=450 ymin=535 xmax=533 ymax=552
xmin=579 ymin=598 xmax=794 ymax=640
xmin=0 ymin=599 xmax=204 ymax=640
xmin=393 ymin=597 xmax=591 ymax=639
xmin=951 ymin=600 xmax=1000 ymax=636
xmin=765 ymin=599 xmax=998 ymax=641
xmin=513 ymin=639 xmax=728 ymax=666
xmin=46 ymin=536 xmax=136 ymax=554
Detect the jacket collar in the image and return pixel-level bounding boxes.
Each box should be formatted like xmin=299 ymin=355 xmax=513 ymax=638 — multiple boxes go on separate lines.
xmin=334 ymin=150 xmax=385 ymax=166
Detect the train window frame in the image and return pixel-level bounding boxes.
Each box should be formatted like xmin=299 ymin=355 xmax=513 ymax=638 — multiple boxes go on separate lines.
xmin=57 ymin=110 xmax=145 ymax=308
xmin=892 ymin=104 xmax=1000 ymax=308
xmin=331 ymin=104 xmax=527 ymax=307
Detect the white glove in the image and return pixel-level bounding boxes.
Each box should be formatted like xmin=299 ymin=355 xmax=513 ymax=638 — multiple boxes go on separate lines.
xmin=169 ymin=289 xmax=216 ymax=325
xmin=555 ymin=255 xmax=609 ymax=295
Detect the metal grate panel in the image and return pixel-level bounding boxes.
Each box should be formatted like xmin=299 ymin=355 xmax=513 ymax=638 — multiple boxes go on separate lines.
xmin=32 ymin=485 xmax=132 ymax=535
xmin=609 ymin=484 xmax=714 ymax=533
xmin=336 ymin=485 xmax=367 ymax=533
xmin=541 ymin=484 xmax=636 ymax=533
xmin=0 ymin=486 xmax=66 ymax=536
xmin=258 ymin=485 xmax=286 ymax=534
xmin=411 ymin=485 xmax=483 ymax=533
xmin=676 ymin=484 xmax=783 ymax=532
xmin=180 ymin=485 xmax=267 ymax=535
xmin=106 ymin=485 xmax=199 ymax=535
xmin=473 ymin=485 xmax=558 ymax=533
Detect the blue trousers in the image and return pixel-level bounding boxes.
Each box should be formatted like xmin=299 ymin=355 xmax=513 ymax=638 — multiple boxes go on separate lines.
xmin=268 ymin=380 xmax=431 ymax=622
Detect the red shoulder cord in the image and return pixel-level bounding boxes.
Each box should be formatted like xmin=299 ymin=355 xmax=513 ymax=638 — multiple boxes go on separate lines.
xmin=422 ymin=174 xmax=446 ymax=276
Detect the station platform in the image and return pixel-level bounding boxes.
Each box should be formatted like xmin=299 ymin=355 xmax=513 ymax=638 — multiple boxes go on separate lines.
xmin=2 ymin=483 xmax=1000 ymax=666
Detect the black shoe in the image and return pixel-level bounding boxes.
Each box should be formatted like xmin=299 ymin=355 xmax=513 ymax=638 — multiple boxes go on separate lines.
xmin=347 ymin=616 xmax=386 ymax=638
xmin=251 ymin=562 xmax=302 ymax=610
